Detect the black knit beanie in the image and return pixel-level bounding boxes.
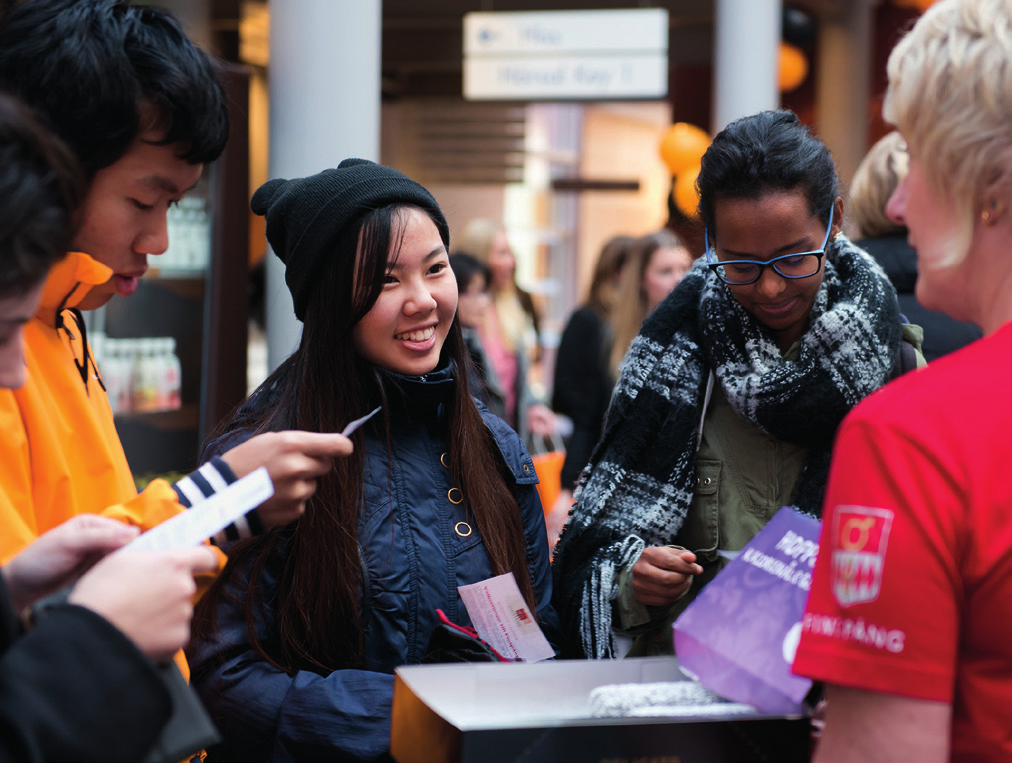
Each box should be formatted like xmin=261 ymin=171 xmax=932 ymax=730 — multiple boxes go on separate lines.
xmin=251 ymin=158 xmax=450 ymax=321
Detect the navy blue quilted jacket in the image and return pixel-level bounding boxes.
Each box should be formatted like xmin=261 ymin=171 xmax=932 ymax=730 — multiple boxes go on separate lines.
xmin=188 ymin=364 xmax=560 ymax=762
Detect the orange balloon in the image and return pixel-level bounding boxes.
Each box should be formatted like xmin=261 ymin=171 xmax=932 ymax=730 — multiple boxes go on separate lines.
xmin=674 ymin=165 xmax=701 ymax=219
xmin=659 ymin=123 xmax=710 ymax=176
xmin=778 ymin=42 xmax=808 ymax=93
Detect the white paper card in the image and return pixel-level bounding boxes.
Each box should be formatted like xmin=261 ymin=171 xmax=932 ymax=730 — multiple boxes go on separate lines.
xmin=341 ymin=406 xmax=381 ymax=436
xmin=458 ymin=572 xmax=555 ymax=663
xmin=127 ymin=467 xmax=274 ymax=552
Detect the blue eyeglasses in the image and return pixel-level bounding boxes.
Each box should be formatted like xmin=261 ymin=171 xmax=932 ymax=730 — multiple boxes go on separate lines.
xmin=705 ymin=205 xmax=834 ymax=285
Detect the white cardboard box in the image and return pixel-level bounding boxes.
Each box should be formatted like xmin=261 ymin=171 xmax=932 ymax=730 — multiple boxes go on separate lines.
xmin=390 ymin=657 xmax=809 ymax=762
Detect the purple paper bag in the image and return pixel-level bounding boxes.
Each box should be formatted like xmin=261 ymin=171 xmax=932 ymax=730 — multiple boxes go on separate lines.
xmin=673 ymin=506 xmax=820 ymax=714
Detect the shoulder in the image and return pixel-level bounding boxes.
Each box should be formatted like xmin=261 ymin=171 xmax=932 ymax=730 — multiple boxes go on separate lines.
xmin=843 ymin=327 xmax=1005 ymax=444
xmin=473 ymin=398 xmax=539 ymax=487
xmin=564 ymin=306 xmax=602 ymax=333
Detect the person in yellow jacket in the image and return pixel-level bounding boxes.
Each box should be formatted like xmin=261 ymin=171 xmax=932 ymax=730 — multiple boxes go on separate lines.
xmin=0 ymin=1 xmax=353 ymax=602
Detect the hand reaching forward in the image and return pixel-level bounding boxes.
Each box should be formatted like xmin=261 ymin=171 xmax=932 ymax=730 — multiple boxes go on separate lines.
xmin=219 ymin=431 xmax=354 ymax=528
xmin=68 ymin=546 xmax=219 ymax=664
xmin=2 ymin=515 xmax=140 ymax=613
xmin=631 ymin=546 xmax=703 ymax=608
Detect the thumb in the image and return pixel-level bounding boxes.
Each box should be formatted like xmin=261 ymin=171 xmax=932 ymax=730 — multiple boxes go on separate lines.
xmin=172 ymin=546 xmax=222 ymax=576
xmin=57 ymin=515 xmax=140 ymax=554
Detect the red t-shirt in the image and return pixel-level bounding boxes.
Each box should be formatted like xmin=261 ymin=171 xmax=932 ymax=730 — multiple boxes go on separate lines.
xmin=794 ymin=322 xmax=1012 ymax=762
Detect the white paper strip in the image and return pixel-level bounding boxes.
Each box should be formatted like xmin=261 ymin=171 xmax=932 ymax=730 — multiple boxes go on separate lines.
xmin=127 ymin=466 xmax=274 ymax=552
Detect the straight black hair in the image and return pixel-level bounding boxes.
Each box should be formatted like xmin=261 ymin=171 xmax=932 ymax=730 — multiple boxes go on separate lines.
xmin=0 ymin=0 xmax=228 ymax=177
xmin=697 ymin=110 xmax=838 ymax=236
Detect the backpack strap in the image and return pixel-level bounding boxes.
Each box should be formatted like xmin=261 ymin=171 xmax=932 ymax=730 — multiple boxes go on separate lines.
xmin=889 ymin=319 xmax=924 ymax=380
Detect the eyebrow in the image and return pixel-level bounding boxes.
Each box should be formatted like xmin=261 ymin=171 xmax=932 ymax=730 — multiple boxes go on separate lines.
xmin=723 ymin=235 xmax=814 ymax=260
xmin=139 ymin=174 xmax=200 ymax=196
xmin=387 ymin=246 xmax=446 ymax=270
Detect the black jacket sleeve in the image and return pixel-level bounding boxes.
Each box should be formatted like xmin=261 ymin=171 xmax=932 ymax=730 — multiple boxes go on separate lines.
xmin=0 ymin=577 xmax=172 ymax=762
xmin=552 ymin=308 xmax=613 ymax=490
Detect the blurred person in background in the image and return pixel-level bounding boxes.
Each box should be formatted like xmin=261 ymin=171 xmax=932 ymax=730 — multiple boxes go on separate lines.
xmin=794 ymin=2 xmax=1012 ymax=761
xmin=848 ymin=130 xmax=982 ymax=360
xmin=455 ymin=218 xmax=555 ymax=441
xmin=549 ymin=235 xmax=636 ymax=541
xmin=554 ymin=110 xmax=923 ymax=660
xmin=449 ymin=252 xmax=503 ymax=418
xmin=607 ymin=229 xmax=694 ymax=379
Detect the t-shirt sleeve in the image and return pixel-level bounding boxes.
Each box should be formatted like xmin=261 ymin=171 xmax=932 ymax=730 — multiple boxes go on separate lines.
xmin=792 ymin=410 xmax=962 ymax=703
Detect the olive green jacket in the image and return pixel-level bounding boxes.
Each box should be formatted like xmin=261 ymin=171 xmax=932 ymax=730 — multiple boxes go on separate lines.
xmin=614 ymin=327 xmax=925 ymax=656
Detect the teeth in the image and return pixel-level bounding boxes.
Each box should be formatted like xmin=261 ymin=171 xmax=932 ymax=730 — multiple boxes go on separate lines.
xmin=396 ymin=326 xmax=435 ymax=342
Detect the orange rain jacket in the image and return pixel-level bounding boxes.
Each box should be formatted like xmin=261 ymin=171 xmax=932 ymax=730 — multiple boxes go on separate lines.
xmin=0 ymin=251 xmax=226 ymax=677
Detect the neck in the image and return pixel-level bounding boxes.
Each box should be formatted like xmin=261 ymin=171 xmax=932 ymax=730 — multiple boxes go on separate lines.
xmin=964 ymin=227 xmax=1012 ymax=335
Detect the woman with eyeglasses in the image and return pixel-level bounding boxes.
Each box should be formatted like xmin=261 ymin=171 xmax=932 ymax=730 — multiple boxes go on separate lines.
xmin=553 ymin=109 xmax=923 ymax=659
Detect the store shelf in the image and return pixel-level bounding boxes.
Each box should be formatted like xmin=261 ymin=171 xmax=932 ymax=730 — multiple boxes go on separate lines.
xmin=114 ymin=403 xmax=199 ymax=432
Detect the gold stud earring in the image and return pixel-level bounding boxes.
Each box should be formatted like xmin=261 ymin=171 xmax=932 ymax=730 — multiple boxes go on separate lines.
xmin=982 ymin=209 xmax=995 ymax=226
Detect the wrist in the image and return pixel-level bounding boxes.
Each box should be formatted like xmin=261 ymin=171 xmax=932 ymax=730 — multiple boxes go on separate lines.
xmin=1 ymin=563 xmax=26 ymax=615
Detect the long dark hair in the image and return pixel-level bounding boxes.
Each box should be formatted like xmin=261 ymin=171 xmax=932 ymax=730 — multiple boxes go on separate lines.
xmin=192 ymin=204 xmax=538 ymax=675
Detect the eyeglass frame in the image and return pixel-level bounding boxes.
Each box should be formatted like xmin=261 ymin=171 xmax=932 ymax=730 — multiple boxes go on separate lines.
xmin=704 ymin=204 xmax=834 ymax=286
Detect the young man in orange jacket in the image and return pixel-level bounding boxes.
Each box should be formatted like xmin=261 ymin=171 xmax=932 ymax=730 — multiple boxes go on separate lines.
xmin=0 ymin=91 xmax=223 ymax=761
xmin=0 ymin=0 xmax=353 ymax=678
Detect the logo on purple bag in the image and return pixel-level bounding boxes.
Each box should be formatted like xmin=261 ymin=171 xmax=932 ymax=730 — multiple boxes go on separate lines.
xmin=830 ymin=506 xmax=894 ymax=607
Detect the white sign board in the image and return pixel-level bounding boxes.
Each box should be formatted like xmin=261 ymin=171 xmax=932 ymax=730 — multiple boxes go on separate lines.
xmin=463 ymin=9 xmax=668 ymax=101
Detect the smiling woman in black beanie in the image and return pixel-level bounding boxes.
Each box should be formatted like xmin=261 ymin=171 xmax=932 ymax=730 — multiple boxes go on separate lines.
xmin=186 ymin=159 xmax=560 ymax=762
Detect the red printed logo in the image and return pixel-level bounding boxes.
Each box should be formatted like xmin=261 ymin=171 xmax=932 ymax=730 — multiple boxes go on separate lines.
xmin=830 ymin=506 xmax=894 ymax=607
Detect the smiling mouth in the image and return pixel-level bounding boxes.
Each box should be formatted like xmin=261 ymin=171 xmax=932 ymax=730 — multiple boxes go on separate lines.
xmin=757 ymin=297 xmax=798 ymax=314
xmin=395 ymin=326 xmax=435 ymax=342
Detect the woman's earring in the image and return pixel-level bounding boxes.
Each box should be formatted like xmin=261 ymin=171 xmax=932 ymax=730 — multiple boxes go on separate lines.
xmin=982 ymin=201 xmax=1004 ymax=227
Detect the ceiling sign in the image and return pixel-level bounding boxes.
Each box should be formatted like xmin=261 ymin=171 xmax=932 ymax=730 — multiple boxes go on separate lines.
xmin=463 ymin=9 xmax=669 ymax=101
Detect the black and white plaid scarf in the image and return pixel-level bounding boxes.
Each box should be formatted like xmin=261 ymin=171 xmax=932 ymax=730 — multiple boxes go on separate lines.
xmin=552 ymin=235 xmax=901 ymax=659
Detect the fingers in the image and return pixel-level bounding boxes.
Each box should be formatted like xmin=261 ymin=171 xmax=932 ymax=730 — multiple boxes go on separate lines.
xmin=221 ymin=431 xmax=353 ymax=480
xmin=631 ymin=546 xmax=704 ymax=608
xmin=57 ymin=515 xmax=140 ymax=555
xmin=639 ymin=546 xmax=703 ymax=575
xmin=172 ymin=545 xmax=220 ymax=576
xmin=286 ymin=431 xmax=354 ymax=458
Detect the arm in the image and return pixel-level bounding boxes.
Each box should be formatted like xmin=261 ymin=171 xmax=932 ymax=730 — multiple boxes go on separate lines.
xmin=99 ymin=429 xmax=355 ymax=548
xmin=552 ymin=309 xmax=610 ymax=490
xmin=516 ymin=482 xmax=562 ymax=648
xmin=0 ymin=581 xmax=172 ymax=763
xmin=0 ymin=520 xmax=218 ymax=762
xmin=814 ymin=685 xmax=950 ymax=763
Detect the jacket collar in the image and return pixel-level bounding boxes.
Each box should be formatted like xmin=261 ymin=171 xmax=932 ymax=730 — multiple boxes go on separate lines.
xmin=376 ymin=362 xmax=455 ymax=427
xmin=37 ymin=251 xmax=112 ymax=327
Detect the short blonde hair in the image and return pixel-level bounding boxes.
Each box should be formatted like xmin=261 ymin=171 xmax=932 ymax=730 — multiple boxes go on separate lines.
xmin=884 ymin=0 xmax=1012 ymax=264
xmin=849 ymin=131 xmax=909 ymax=239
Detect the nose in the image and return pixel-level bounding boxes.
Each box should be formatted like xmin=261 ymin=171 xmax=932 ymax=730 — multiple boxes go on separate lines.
xmin=755 ymin=265 xmax=787 ymax=299
xmin=404 ymin=279 xmax=438 ymax=315
xmin=136 ymin=210 xmax=170 ymax=256
xmin=886 ymin=175 xmax=908 ymax=226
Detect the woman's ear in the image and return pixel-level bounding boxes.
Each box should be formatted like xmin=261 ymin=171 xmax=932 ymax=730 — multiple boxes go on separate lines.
xmin=832 ymin=196 xmax=845 ymax=239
